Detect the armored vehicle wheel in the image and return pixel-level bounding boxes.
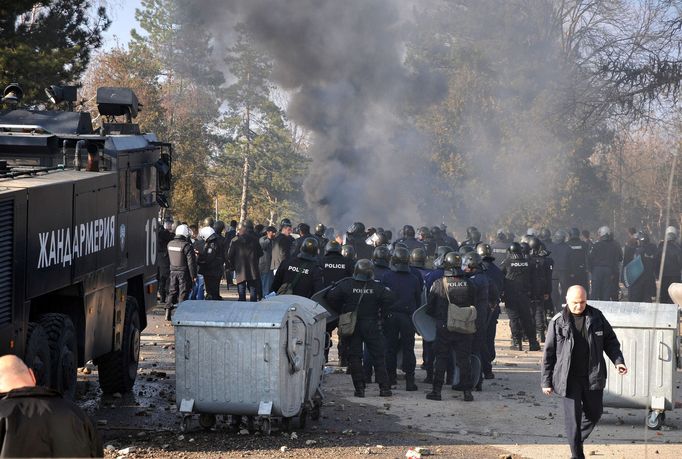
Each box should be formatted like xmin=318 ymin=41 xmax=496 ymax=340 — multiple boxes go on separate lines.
xmin=261 ymin=417 xmax=272 ymax=436
xmin=97 ymin=297 xmax=141 ymax=393
xmin=647 ymin=410 xmax=665 ymax=430
xmin=40 ymin=314 xmax=78 ymax=399
xmin=199 ymin=414 xmax=216 ymax=430
xmin=25 ymin=323 xmax=51 ymax=387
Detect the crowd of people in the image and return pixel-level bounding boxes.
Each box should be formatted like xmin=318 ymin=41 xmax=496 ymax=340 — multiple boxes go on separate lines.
xmin=156 ymin=218 xmax=675 ymax=405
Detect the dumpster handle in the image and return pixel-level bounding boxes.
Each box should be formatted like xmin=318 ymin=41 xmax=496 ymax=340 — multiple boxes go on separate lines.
xmin=313 ymin=337 xmax=321 ymax=355
xmin=658 ymin=341 xmax=671 ymax=361
xmin=184 ymin=340 xmax=190 ymax=360
xmin=264 ymin=343 xmax=270 ymax=362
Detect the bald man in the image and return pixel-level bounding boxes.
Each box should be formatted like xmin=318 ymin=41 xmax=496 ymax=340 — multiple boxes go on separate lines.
xmin=0 ymin=355 xmax=102 ymax=457
xmin=541 ymin=285 xmax=627 ymax=459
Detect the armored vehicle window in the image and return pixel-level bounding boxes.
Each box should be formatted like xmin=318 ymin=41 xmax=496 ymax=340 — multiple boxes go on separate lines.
xmin=129 ymin=169 xmax=141 ymax=209
xmin=141 ymin=166 xmax=156 ymax=207
xmin=118 ymin=172 xmax=127 ymax=211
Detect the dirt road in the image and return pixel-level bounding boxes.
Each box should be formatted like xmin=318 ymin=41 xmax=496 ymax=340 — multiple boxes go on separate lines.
xmin=76 ymin=290 xmax=681 ymax=459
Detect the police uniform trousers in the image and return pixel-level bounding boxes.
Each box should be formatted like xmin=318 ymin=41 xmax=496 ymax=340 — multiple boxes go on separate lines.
xmin=551 ymin=271 xmax=565 ymax=313
xmin=384 ymin=312 xmax=417 ymax=379
xmin=590 ymin=266 xmax=616 ymax=300
xmin=348 ymin=319 xmax=389 ymax=389
xmin=563 ymin=377 xmax=603 ymax=459
xmin=167 ymin=270 xmax=192 ymax=308
xmin=203 ymin=275 xmax=222 ymax=300
xmin=158 ymin=264 xmax=170 ymax=303
xmin=530 ymin=299 xmax=546 ymax=337
xmin=433 ymin=322 xmax=473 ymax=390
xmin=504 ymin=289 xmax=535 ymax=342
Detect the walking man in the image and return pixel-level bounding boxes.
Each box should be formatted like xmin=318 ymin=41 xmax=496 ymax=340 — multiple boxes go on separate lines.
xmin=542 ymin=285 xmax=627 ymax=459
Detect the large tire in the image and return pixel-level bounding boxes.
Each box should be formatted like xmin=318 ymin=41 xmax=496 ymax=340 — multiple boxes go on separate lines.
xmin=39 ymin=313 xmax=78 ymax=399
xmin=24 ymin=323 xmax=52 ymax=387
xmin=97 ymin=297 xmax=141 ymax=393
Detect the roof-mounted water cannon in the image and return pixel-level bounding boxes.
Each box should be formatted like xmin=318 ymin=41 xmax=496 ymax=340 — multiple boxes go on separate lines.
xmin=96 ymin=87 xmax=142 ymax=123
xmin=1 ymin=83 xmax=23 ymax=108
xmin=45 ymin=85 xmax=78 ymax=111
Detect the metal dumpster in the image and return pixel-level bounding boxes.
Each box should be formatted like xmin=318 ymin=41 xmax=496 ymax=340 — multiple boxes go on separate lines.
xmin=590 ymin=300 xmax=681 ymax=429
xmin=172 ymin=296 xmax=329 ymax=434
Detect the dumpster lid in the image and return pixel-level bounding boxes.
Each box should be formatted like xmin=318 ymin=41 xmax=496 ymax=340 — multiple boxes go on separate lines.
xmin=590 ymin=301 xmax=680 ymax=329
xmin=173 ymin=300 xmax=292 ymax=328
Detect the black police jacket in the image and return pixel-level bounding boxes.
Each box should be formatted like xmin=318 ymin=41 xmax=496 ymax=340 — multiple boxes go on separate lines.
xmin=320 ymin=253 xmax=353 ymax=287
xmin=542 ymin=305 xmax=625 ymax=397
xmin=426 ymin=274 xmax=475 ymax=323
xmin=530 ymin=254 xmax=553 ymax=299
xmin=380 ymin=270 xmax=422 ymax=314
xmin=156 ymin=227 xmax=174 ymax=269
xmin=589 ymin=238 xmax=622 ymax=271
xmin=346 ymin=235 xmax=373 ymax=260
xmin=566 ymin=238 xmax=589 ymax=275
xmin=0 ymin=386 xmax=103 ymax=457
xmin=501 ymin=254 xmax=531 ymax=295
xmin=657 ymin=241 xmax=682 ymax=277
xmin=271 ymin=256 xmax=324 ymax=298
xmin=197 ymin=234 xmax=223 ymax=277
xmin=326 ymin=278 xmax=395 ymax=320
xmin=167 ymin=236 xmax=197 ymax=278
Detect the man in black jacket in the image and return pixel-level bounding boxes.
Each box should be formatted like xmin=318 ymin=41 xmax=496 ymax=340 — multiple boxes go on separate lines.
xmin=271 ymin=237 xmax=324 ymax=298
xmin=0 ymin=355 xmax=103 ymax=457
xmin=166 ymin=224 xmax=197 ymax=320
xmin=197 ymin=226 xmax=223 ymax=300
xmin=542 ymin=285 xmax=627 ymax=459
xmin=271 ymin=219 xmax=295 ymax=273
xmin=227 ymin=222 xmax=264 ymax=301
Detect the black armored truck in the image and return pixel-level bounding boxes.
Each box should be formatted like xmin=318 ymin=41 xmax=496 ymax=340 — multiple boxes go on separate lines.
xmin=0 ymin=84 xmax=171 ymax=398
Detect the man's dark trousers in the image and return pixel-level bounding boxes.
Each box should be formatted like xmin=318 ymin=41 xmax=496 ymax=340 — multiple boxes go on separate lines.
xmin=563 ymin=377 xmax=603 ymax=459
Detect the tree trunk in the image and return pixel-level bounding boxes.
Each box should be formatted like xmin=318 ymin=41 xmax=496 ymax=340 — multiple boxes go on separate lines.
xmin=239 ymin=152 xmax=250 ymax=223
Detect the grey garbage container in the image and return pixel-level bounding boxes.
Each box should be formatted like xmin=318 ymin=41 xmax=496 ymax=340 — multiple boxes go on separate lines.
xmin=590 ymin=300 xmax=681 ymax=429
xmin=172 ymin=296 xmax=329 ymax=434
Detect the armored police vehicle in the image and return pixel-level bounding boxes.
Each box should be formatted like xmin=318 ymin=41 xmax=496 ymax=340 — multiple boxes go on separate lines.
xmin=0 ymin=83 xmax=171 ymax=398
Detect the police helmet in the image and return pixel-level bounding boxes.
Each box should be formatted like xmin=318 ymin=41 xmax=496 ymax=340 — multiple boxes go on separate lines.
xmin=402 ymin=225 xmax=416 ymax=238
xmin=508 ymin=242 xmax=523 ymax=254
xmin=353 ymin=259 xmax=374 ymax=281
xmin=462 ymin=251 xmax=482 ymax=270
xmin=199 ymin=226 xmax=215 ymax=240
xmin=202 ymin=216 xmax=215 ymax=228
xmin=214 ymin=220 xmax=225 ymax=235
xmin=520 ymin=242 xmax=531 ymax=255
xmin=372 ymin=245 xmax=391 ymax=267
xmin=442 ymin=252 xmax=463 ymax=276
xmin=325 ymin=240 xmax=342 ymax=254
xmin=175 ymin=224 xmax=190 ymax=238
xmin=458 ymin=244 xmax=474 ymax=254
xmin=280 ymin=218 xmax=293 ymax=228
xmin=665 ymin=226 xmax=678 ymax=242
xmin=391 ymin=247 xmax=411 ymax=272
xmin=384 ymin=230 xmax=393 ymax=242
xmin=347 ymin=222 xmax=366 ymax=236
xmin=476 ymin=243 xmax=493 ymax=258
xmin=597 ymin=226 xmax=611 ymax=239
xmin=568 ymin=227 xmax=580 ymax=239
xmin=341 ymin=244 xmax=356 ymax=260
xmin=393 ymin=241 xmax=408 ymax=251
xmin=539 ymin=227 xmax=551 ymax=241
xmin=466 ymin=226 xmax=478 ymax=238
xmin=315 ymin=223 xmax=326 ymax=236
xmin=520 ymin=234 xmax=531 ymax=244
xmin=528 ymin=236 xmax=541 ymax=252
xmin=298 ymin=237 xmax=319 ymax=261
xmin=469 ymin=228 xmax=481 ymax=243
xmin=431 ymin=226 xmax=442 ymax=236
xmin=496 ymin=229 xmax=507 ymax=241
xmin=436 ymin=245 xmax=454 ymax=258
xmin=409 ymin=247 xmax=427 ymax=268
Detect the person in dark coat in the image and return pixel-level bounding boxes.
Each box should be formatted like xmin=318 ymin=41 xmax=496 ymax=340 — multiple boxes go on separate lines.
xmin=551 ymin=230 xmax=570 ymax=312
xmin=259 ymin=226 xmax=277 ymax=297
xmin=156 ymin=220 xmax=174 ymax=303
xmin=627 ymin=232 xmax=657 ymax=302
xmin=0 ymin=355 xmax=103 ymax=457
xmin=320 ymin=240 xmax=354 ymax=363
xmin=345 ymin=222 xmax=373 ymax=260
xmin=227 ymin=222 xmax=264 ymax=301
xmin=271 ymin=219 xmax=295 ymax=273
xmin=656 ymin=227 xmax=682 ymax=303
xmin=165 ymin=224 xmax=197 ymax=320
xmin=477 ymin=243 xmax=503 ymax=380
xmin=271 ymin=237 xmax=324 ymax=298
xmin=589 ymin=226 xmax=623 ymax=301
xmin=542 ymin=285 xmax=627 ymax=459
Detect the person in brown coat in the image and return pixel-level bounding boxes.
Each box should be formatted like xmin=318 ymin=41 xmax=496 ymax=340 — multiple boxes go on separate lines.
xmin=227 ymin=221 xmax=264 ymax=301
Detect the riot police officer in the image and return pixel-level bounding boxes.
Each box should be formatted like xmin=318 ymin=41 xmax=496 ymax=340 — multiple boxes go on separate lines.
xmin=341 ymin=244 xmax=356 ymax=261
xmin=272 ymin=237 xmax=325 ymax=298
xmin=462 ymin=251 xmax=489 ymax=391
xmin=477 ymin=243 xmax=503 ymax=379
xmin=165 ymin=224 xmax=197 ymax=320
xmin=321 ymin=241 xmax=354 ymax=286
xmin=462 ymin=226 xmax=481 ymax=248
xmin=381 ymin=247 xmax=422 ymax=391
xmin=394 ymin=225 xmax=425 ymax=252
xmin=314 ymin=223 xmax=328 ymax=252
xmin=346 ymin=222 xmax=373 ymax=260
xmin=326 ymin=260 xmax=395 ymax=397
xmin=589 ymin=226 xmax=623 ymax=300
xmin=657 ymin=227 xmax=682 ymax=303
xmin=197 ymin=226 xmax=224 ymax=300
xmin=417 ymin=227 xmax=437 ymax=257
xmin=551 ymin=230 xmax=570 ymax=311
xmin=528 ymin=237 xmax=553 ymax=342
xmin=157 ymin=219 xmax=174 ymax=303
xmin=566 ymin=227 xmax=589 ymax=291
xmin=502 ymin=242 xmax=540 ymax=351
xmin=410 ymin=247 xmax=433 ymax=281
xmin=628 ymin=232 xmax=657 ymax=302
xmin=425 ymin=252 xmax=476 ymax=401
xmin=371 ymin=245 xmax=392 ymax=280
xmin=491 ymin=230 xmax=509 ymax=267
